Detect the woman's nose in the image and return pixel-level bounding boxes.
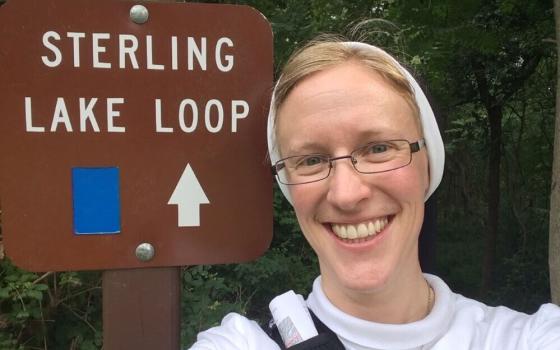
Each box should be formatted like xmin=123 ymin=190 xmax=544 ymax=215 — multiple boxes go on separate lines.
xmin=326 ymin=160 xmax=371 ymax=211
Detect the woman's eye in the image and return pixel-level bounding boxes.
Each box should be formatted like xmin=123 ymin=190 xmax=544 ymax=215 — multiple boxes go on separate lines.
xmin=299 ymin=156 xmax=324 ymax=167
xmin=368 ymin=144 xmax=389 ymax=153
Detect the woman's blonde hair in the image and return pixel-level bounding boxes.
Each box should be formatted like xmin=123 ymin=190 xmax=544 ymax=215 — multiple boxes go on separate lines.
xmin=273 ymin=35 xmax=420 ymax=130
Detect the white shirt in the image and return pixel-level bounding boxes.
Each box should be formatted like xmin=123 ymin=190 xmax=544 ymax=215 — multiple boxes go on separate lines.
xmin=188 ymin=274 xmax=560 ymax=349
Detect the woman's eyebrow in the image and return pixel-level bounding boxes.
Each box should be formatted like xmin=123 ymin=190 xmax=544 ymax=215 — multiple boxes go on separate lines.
xmin=283 ymin=141 xmax=328 ymax=155
xmin=284 ymin=141 xmax=349 ymax=156
xmin=357 ymin=129 xmax=389 ymax=138
xmin=283 ymin=129 xmax=404 ymax=155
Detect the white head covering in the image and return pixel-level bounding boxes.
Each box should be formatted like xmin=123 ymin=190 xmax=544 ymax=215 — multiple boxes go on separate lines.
xmin=267 ymin=42 xmax=445 ymax=204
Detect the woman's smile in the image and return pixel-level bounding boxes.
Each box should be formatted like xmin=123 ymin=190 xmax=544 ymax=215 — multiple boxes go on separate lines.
xmin=329 ymin=215 xmax=391 ymax=242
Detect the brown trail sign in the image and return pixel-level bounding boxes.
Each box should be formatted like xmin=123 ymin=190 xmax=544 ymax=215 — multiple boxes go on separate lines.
xmin=0 ymin=0 xmax=273 ymax=271
xmin=0 ymin=0 xmax=273 ymax=348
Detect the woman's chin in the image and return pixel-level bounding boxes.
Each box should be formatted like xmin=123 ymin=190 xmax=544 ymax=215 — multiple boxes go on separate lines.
xmin=325 ymin=264 xmax=392 ymax=295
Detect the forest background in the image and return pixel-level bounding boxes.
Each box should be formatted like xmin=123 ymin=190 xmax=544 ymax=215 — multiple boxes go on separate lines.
xmin=0 ymin=0 xmax=558 ymax=349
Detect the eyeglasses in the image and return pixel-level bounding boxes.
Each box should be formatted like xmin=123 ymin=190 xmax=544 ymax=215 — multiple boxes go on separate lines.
xmin=272 ymin=139 xmax=425 ymax=185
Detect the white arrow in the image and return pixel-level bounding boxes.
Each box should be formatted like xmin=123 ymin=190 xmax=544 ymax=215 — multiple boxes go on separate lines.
xmin=168 ymin=164 xmax=210 ymax=227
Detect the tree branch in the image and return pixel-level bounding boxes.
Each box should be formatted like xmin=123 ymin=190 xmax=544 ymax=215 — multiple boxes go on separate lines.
xmin=33 ymin=272 xmax=53 ymax=285
xmin=500 ymin=53 xmax=543 ymax=104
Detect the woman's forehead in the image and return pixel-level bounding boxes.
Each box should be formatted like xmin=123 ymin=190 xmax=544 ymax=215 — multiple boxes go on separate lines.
xmin=278 ymin=62 xmax=408 ymax=116
xmin=275 ymin=63 xmax=421 ymax=149
xmin=281 ymin=88 xmax=390 ymax=117
xmin=282 ymin=68 xmax=413 ymax=120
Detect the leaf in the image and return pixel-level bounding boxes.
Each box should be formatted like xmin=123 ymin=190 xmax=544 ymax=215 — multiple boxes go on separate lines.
xmin=0 ymin=288 xmax=10 ymax=299
xmin=34 ymin=284 xmax=49 ymax=291
xmin=80 ymin=340 xmax=98 ymax=350
xmin=15 ymin=311 xmax=29 ymax=320
xmin=26 ymin=290 xmax=43 ymax=301
xmin=411 ymin=55 xmax=423 ymax=65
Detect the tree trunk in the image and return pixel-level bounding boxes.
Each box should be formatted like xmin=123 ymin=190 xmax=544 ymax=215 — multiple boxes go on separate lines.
xmin=472 ymin=61 xmax=503 ymax=295
xmin=550 ymin=0 xmax=560 ymax=305
xmin=482 ymin=104 xmax=502 ymax=294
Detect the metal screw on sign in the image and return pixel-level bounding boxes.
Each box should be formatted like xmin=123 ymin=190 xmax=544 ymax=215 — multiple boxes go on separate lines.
xmin=135 ymin=243 xmax=155 ymax=261
xmin=130 ymin=5 xmax=149 ymax=24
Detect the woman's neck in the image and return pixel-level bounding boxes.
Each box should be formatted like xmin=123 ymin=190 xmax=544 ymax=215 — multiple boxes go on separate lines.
xmin=322 ymin=268 xmax=432 ymax=324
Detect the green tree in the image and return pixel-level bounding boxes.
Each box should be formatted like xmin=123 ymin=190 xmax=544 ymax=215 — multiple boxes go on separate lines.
xmin=388 ymin=0 xmax=555 ymax=299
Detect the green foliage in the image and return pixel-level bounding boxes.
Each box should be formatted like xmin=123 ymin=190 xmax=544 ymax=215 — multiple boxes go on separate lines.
xmin=181 ymin=265 xmax=245 ymax=344
xmin=0 ymin=258 xmax=102 ymax=349
xmin=0 ymin=258 xmax=48 ymax=348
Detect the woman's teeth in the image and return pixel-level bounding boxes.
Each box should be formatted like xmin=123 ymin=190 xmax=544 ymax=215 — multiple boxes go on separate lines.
xmin=331 ymin=217 xmax=389 ymax=240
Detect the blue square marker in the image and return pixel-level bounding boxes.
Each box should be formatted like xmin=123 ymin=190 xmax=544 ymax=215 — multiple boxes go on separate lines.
xmin=72 ymin=167 xmax=121 ymax=235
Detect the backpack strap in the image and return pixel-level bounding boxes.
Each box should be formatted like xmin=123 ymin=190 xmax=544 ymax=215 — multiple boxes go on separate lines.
xmin=264 ymin=310 xmax=345 ymax=350
xmin=264 ymin=317 xmax=287 ymax=350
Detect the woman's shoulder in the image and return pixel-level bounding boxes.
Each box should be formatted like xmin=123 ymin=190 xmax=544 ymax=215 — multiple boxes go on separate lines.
xmin=422 ymin=275 xmax=560 ymax=349
xmin=453 ymin=291 xmax=560 ymax=324
xmin=187 ymin=312 xmax=281 ymax=350
xmin=450 ymin=290 xmax=560 ymax=349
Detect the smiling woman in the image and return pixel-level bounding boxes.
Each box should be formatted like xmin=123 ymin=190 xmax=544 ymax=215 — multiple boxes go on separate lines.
xmin=188 ymin=36 xmax=560 ymax=350
xmin=274 ymin=60 xmax=431 ymax=325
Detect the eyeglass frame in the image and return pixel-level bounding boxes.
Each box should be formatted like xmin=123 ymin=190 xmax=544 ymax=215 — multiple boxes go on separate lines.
xmin=271 ymin=139 xmax=426 ymax=185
